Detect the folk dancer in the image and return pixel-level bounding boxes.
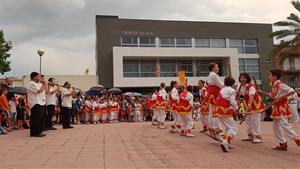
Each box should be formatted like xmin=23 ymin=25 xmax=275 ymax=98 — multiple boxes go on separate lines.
xmin=199 ymin=80 xmax=209 ymax=133
xmin=169 ymin=81 xmax=181 ymax=133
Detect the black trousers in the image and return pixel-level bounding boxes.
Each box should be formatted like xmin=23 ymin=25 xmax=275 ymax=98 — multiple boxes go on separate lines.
xmin=30 ymin=104 xmax=46 ymax=136
xmin=61 ymin=106 xmax=71 ymax=128
xmin=46 ymin=105 xmax=55 ymax=128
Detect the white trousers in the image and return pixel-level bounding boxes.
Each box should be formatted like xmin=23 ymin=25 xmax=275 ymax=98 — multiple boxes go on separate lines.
xmin=157 ymin=108 xmax=166 ymax=123
xmin=171 ymin=111 xmax=182 ymax=126
xmin=289 ymin=103 xmax=299 ymax=122
xmin=245 ymin=113 xmax=262 ymax=136
xmin=180 ymin=114 xmax=193 ymax=130
xmin=199 ymin=113 xmax=209 ymax=127
xmin=152 ymin=109 xmax=160 ymax=122
xmin=208 ymin=104 xmax=222 ymax=130
xmin=93 ymin=114 xmax=100 ymax=122
xmin=110 ymin=112 xmax=118 ymax=121
xmin=102 ymin=113 xmax=108 ymax=122
xmin=219 ymin=117 xmax=237 ymax=137
xmin=273 ymin=116 xmax=298 ymax=144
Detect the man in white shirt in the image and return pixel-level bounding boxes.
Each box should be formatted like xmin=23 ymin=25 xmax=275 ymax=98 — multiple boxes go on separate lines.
xmin=61 ymin=81 xmax=75 ymax=129
xmin=27 ymin=72 xmax=48 ymax=137
xmin=45 ymin=78 xmax=59 ymax=130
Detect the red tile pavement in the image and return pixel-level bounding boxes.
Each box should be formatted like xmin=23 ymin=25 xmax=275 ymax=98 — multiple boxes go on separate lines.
xmin=0 ymin=121 xmax=299 ymax=169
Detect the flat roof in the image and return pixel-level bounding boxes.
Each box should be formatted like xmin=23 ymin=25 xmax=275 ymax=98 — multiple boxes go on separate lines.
xmin=96 ymin=15 xmax=273 ymax=26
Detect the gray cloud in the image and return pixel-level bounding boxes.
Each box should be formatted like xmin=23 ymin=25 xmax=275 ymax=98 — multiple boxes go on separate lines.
xmin=0 ymin=0 xmax=293 ymax=77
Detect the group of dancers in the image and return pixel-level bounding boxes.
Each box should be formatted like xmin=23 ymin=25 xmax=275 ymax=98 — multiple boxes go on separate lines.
xmin=150 ymin=63 xmax=300 ymax=153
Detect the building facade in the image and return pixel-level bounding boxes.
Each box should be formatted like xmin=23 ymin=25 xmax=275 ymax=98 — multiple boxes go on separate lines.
xmin=96 ymin=15 xmax=274 ymax=91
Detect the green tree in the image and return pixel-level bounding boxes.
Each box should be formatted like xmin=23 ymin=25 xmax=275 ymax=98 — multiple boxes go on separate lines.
xmin=269 ymin=0 xmax=300 ymax=67
xmin=0 ymin=30 xmax=12 ymax=75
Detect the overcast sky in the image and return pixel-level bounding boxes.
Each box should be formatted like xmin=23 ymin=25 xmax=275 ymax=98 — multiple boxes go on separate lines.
xmin=0 ymin=0 xmax=296 ymax=77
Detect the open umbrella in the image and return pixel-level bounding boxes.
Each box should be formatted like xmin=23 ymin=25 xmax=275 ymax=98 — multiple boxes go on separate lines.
xmin=108 ymin=88 xmax=121 ymax=94
xmin=9 ymin=86 xmax=27 ymax=95
xmin=122 ymin=92 xmax=142 ymax=97
xmin=85 ymin=89 xmax=102 ymax=97
xmin=90 ymin=85 xmax=105 ymax=91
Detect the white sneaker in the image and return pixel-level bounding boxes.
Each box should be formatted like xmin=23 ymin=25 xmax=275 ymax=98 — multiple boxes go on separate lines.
xmin=228 ymin=144 xmax=234 ymax=149
xmin=186 ymin=133 xmax=194 ymax=137
xmin=220 ymin=141 xmax=229 ymax=152
xmin=252 ymin=138 xmax=262 ymax=144
xmin=159 ymin=126 xmax=166 ymax=129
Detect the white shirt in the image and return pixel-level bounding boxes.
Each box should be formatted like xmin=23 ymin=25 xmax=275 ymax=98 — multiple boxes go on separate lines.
xmin=159 ymin=89 xmax=167 ymax=100
xmin=151 ymin=93 xmax=157 ymax=101
xmin=182 ymin=91 xmax=194 ymax=107
xmin=273 ymin=80 xmax=294 ymax=99
xmin=207 ymin=71 xmax=224 ymax=89
xmin=237 ymin=83 xmax=256 ymax=96
xmin=27 ymin=81 xmax=46 ymax=108
xmin=46 ymin=86 xmax=58 ymax=106
xmin=170 ymin=88 xmax=179 ymax=101
xmin=61 ymin=87 xmax=73 ymax=108
xmin=85 ymin=100 xmax=92 ymax=108
xmin=219 ymin=86 xmax=238 ymax=110
xmin=92 ymin=101 xmax=98 ymax=110
xmin=199 ymin=87 xmax=207 ymax=98
xmin=9 ymin=100 xmax=17 ymax=113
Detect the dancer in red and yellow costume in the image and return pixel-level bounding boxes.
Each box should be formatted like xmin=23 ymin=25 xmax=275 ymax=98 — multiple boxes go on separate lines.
xmin=207 ymin=63 xmax=224 ymax=141
xmin=154 ymin=83 xmax=167 ymax=129
xmin=169 ymin=81 xmax=181 ymax=133
xmin=198 ymin=80 xmax=209 ymax=133
xmin=214 ymin=76 xmax=240 ymax=152
xmin=267 ymin=69 xmax=300 ymax=150
xmin=178 ymin=85 xmax=194 ymax=137
xmin=238 ymin=73 xmax=265 ymax=144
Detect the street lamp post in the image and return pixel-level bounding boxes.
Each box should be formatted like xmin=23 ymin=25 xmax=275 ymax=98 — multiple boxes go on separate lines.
xmin=37 ymin=49 xmax=45 ymax=74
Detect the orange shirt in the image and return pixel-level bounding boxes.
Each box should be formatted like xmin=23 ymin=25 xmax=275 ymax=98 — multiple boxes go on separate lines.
xmin=0 ymin=94 xmax=10 ymax=111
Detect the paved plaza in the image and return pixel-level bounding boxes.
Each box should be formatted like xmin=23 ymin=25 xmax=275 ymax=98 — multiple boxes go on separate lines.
xmin=0 ymin=121 xmax=299 ymax=169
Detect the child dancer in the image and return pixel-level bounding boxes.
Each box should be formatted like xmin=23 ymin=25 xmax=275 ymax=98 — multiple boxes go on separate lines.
xmin=100 ymin=98 xmax=108 ymax=123
xmin=214 ymin=76 xmax=239 ymax=152
xmin=92 ymin=99 xmax=100 ymax=124
xmin=109 ymin=97 xmax=120 ymax=122
xmin=178 ymin=85 xmax=194 ymax=137
xmin=268 ymin=69 xmax=300 ymax=150
xmin=238 ymin=73 xmax=265 ymax=143
xmin=207 ymin=63 xmax=224 ymax=141
xmin=154 ymin=83 xmax=167 ymax=129
xmin=169 ymin=81 xmax=181 ymax=133
xmin=151 ymin=89 xmax=159 ymax=125
xmin=199 ymin=80 xmax=209 ymax=133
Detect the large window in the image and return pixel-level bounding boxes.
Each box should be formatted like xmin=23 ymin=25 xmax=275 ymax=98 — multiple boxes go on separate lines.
xmin=139 ymin=37 xmax=155 ymax=47
xmin=195 ymin=38 xmax=210 ymax=48
xmin=239 ymin=58 xmax=261 ymax=79
xmin=123 ymin=60 xmax=139 ymax=77
xmin=160 ymin=60 xmax=177 ymax=77
xmin=176 ymin=38 xmax=192 ymax=47
xmin=121 ymin=36 xmax=138 ymax=46
xmin=229 ymin=39 xmax=244 ymax=53
xmin=229 ymin=38 xmax=258 ymax=54
xmin=177 ymin=60 xmax=193 ymax=77
xmin=244 ymin=39 xmax=258 ymax=54
xmin=211 ymin=38 xmax=226 ymax=48
xmin=140 ymin=60 xmax=156 ymax=77
xmin=159 ymin=37 xmax=175 ymax=47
